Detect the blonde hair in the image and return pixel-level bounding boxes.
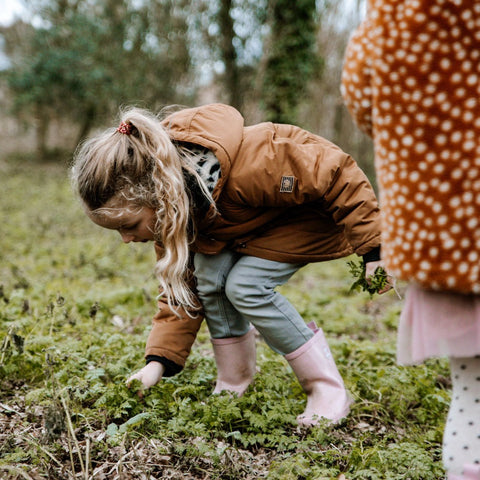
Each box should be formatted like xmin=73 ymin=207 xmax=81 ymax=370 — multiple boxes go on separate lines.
xmin=71 ymin=106 xmax=214 ymax=315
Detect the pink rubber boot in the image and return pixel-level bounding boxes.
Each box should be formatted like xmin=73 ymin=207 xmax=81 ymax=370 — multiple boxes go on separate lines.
xmin=285 ymin=324 xmax=351 ymax=426
xmin=448 ymin=465 xmax=480 ymax=480
xmin=211 ymin=328 xmax=257 ymax=396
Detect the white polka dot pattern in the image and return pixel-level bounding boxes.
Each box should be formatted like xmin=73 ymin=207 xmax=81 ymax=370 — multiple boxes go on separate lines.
xmin=341 ymin=0 xmax=480 ymax=294
xmin=442 ymin=357 xmax=480 ymax=474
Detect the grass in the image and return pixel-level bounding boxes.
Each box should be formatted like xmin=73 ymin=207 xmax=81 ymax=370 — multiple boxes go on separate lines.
xmin=0 ymin=157 xmax=449 ymax=479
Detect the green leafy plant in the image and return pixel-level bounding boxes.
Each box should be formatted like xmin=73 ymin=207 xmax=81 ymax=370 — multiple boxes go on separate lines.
xmin=0 ymin=159 xmax=446 ymax=479
xmin=348 ymin=259 xmax=388 ymax=296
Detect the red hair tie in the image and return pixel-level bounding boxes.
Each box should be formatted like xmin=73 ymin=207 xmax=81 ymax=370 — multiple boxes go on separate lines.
xmin=117 ymin=121 xmax=133 ymax=135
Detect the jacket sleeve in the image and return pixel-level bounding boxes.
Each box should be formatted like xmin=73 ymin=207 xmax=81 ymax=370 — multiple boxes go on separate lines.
xmin=144 ymin=244 xmax=204 ymax=375
xmin=145 ymin=297 xmax=204 ymax=373
xmin=340 ymin=17 xmax=374 ymax=137
xmin=319 ymin=149 xmax=381 ymax=256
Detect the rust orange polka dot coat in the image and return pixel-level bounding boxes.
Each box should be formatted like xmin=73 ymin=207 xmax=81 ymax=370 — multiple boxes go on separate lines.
xmin=341 ymin=0 xmax=480 ymax=294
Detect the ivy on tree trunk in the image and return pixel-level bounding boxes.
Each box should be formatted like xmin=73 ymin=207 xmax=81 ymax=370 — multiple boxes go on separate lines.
xmin=261 ymin=0 xmax=321 ymax=125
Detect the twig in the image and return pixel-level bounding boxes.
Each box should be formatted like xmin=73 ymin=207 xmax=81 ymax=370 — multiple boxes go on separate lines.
xmin=66 ymin=435 xmax=76 ymax=479
xmin=0 ymin=327 xmax=13 ymax=365
xmin=61 ymin=394 xmax=86 ymax=478
xmin=0 ymin=464 xmax=35 ymax=480
xmin=0 ymin=402 xmax=23 ymax=415
xmin=26 ymin=434 xmax=64 ymax=467
xmin=106 ymin=437 xmax=133 ymax=477
xmin=85 ymin=437 xmax=90 ymax=480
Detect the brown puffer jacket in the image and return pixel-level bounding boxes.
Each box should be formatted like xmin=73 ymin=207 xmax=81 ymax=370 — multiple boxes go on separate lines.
xmin=145 ymin=103 xmax=381 ymax=373
xmin=341 ymin=0 xmax=480 ymax=294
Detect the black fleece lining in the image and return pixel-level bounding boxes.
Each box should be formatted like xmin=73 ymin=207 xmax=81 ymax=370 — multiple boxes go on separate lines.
xmin=362 ymin=245 xmax=381 ymax=264
xmin=146 ymin=355 xmax=183 ymax=377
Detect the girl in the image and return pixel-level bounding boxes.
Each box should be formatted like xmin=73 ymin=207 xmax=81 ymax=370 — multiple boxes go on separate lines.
xmin=71 ymin=103 xmax=385 ymax=426
xmin=342 ymin=0 xmax=480 ymax=476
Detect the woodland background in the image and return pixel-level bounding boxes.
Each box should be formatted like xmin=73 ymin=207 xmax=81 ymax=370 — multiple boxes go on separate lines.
xmin=0 ymin=0 xmax=374 ymax=179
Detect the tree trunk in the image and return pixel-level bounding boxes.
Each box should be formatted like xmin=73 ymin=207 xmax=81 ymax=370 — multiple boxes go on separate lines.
xmin=218 ymin=0 xmax=242 ymax=110
xmin=75 ymin=104 xmax=97 ymax=149
xmin=35 ymin=105 xmax=48 ymax=160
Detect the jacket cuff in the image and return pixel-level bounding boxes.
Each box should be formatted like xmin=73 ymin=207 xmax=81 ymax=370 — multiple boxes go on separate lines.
xmin=146 ymin=355 xmax=183 ymax=377
xmin=362 ymin=245 xmax=381 ymax=264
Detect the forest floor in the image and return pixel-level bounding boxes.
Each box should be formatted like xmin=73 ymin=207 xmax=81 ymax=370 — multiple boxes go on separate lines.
xmin=0 ymin=158 xmax=448 ymax=479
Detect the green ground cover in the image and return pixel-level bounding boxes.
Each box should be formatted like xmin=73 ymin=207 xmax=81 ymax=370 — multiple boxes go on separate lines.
xmin=0 ymin=158 xmax=448 ymax=479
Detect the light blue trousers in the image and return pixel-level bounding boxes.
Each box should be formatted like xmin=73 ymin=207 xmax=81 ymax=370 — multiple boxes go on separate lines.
xmin=194 ymin=251 xmax=314 ymax=355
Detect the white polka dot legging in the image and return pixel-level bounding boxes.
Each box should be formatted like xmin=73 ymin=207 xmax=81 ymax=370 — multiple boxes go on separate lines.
xmin=443 ymin=356 xmax=480 ymax=478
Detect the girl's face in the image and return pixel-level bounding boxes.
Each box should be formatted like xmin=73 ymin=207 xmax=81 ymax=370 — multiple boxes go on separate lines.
xmin=88 ymin=203 xmax=157 ymax=243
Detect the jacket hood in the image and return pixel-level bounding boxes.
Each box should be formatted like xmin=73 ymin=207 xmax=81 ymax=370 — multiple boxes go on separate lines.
xmin=162 ymin=103 xmax=244 ymax=181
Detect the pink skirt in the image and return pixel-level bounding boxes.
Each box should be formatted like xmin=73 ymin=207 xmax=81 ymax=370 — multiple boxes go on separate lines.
xmin=397 ymin=283 xmax=480 ymax=365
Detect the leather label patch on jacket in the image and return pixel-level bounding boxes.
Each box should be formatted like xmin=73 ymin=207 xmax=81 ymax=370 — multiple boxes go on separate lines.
xmin=280 ymin=176 xmax=295 ymax=193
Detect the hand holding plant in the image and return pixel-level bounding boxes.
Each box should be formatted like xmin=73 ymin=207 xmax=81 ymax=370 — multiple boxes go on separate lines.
xmin=348 ymin=259 xmax=394 ymax=296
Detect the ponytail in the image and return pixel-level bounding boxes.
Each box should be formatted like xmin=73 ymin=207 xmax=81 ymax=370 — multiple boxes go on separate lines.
xmin=71 ymin=106 xmax=209 ymax=315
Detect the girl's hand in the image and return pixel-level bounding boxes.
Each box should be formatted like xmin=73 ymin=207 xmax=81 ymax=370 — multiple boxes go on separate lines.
xmin=126 ymin=361 xmax=165 ymax=397
xmin=365 ymin=260 xmax=393 ymax=294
